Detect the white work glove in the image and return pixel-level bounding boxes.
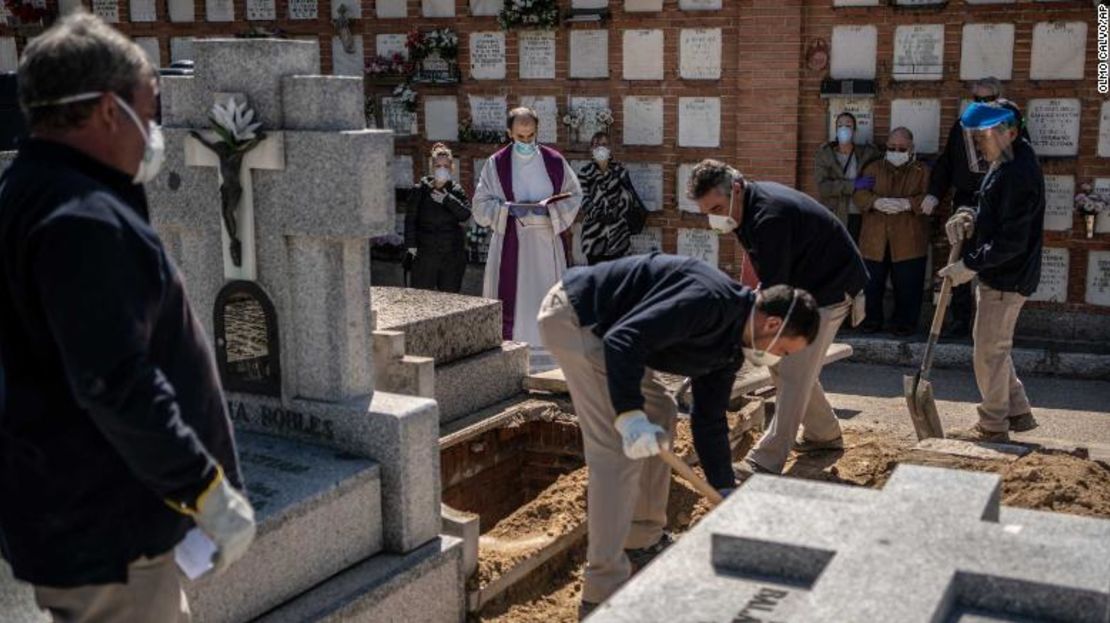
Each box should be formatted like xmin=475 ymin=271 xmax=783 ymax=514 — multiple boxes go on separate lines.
xmin=921 ymin=194 xmax=939 ymax=216
xmin=873 ymin=198 xmax=910 ymax=214
xmin=614 ymin=410 xmax=665 ymax=460
xmin=938 ymin=260 xmax=977 ymax=287
xmin=945 ymin=207 xmax=976 ymax=245
xmin=407 ymin=247 xmax=418 ymax=257
xmin=194 ymin=470 xmax=257 ymax=574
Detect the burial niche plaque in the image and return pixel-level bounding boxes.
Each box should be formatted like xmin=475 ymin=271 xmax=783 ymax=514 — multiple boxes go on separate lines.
xmin=214 ymin=281 xmax=281 ymax=396
xmin=1030 ymin=247 xmax=1068 ymax=303
xmin=1027 ymin=98 xmax=1081 ymax=158
xmin=892 ymin=24 xmax=944 ymax=81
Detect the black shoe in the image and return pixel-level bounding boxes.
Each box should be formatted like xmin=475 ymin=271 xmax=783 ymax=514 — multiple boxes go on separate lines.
xmin=625 ymin=532 xmax=674 ymax=572
xmin=1008 ymin=412 xmax=1039 ymax=432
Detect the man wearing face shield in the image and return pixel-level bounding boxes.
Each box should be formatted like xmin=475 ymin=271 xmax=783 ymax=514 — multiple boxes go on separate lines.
xmin=0 ymin=12 xmax=254 ymax=621
xmin=938 ymin=101 xmax=1044 ymax=443
xmin=537 ymin=253 xmax=821 ymax=618
xmin=688 ymin=159 xmax=869 ymax=476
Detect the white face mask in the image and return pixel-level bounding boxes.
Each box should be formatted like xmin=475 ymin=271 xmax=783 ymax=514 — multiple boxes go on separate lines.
xmin=742 ymin=290 xmax=797 ymax=367
xmin=592 ymin=146 xmax=611 ymax=162
xmin=836 ymin=126 xmax=854 ymax=145
xmin=433 ymin=167 xmax=451 ymax=183
xmin=708 ymin=182 xmax=739 ymax=234
xmin=886 ymin=150 xmax=911 ymax=168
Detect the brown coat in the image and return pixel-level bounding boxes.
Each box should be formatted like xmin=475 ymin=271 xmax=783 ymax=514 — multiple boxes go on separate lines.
xmin=852 ymin=158 xmax=931 ymax=262
xmin=814 ymin=142 xmax=882 ymax=226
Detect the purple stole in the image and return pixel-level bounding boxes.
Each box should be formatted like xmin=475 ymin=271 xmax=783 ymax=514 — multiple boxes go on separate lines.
xmin=492 ymin=144 xmax=566 ymax=340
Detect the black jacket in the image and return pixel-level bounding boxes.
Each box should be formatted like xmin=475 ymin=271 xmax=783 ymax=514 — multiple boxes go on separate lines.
xmin=928 ymin=120 xmax=985 ymax=207
xmin=404 ymin=177 xmax=471 ymax=251
xmin=962 ymin=139 xmax=1044 ymax=296
xmin=563 ymin=253 xmax=753 ymax=489
xmin=0 ymin=140 xmax=241 ymax=586
xmin=736 ymin=181 xmax=869 ymax=307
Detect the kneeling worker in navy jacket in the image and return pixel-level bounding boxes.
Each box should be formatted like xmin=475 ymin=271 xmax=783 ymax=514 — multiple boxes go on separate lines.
xmin=537 ymin=253 xmax=820 ymax=618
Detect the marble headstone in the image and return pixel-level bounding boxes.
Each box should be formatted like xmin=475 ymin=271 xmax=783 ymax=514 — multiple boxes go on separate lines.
xmin=623 ymin=96 xmax=664 ymax=146
xmin=331 ymin=35 xmax=364 ymax=77
xmin=625 ymin=163 xmax=663 ymax=212
xmin=678 ymin=97 xmax=721 ymax=148
xmin=376 ymin=34 xmax=408 ymax=60
xmin=93 ymin=0 xmax=119 ymax=22
xmin=519 ymin=30 xmax=556 ymax=80
xmin=422 ymin=0 xmax=454 ymax=17
xmin=679 ymin=0 xmax=721 ymax=9
xmin=960 ymin=23 xmax=1014 ymax=80
xmin=570 ymin=30 xmax=609 ymax=79
xmin=376 ymin=0 xmax=406 ymax=17
xmin=1030 ymin=22 xmax=1088 ymax=81
xmin=831 ymin=25 xmax=877 ymax=80
xmin=0 ymin=38 xmax=14 ymax=73
xmin=424 ymin=96 xmax=459 ymax=141
xmin=890 ymin=98 xmax=941 ymax=154
xmin=470 ymin=0 xmax=503 ymax=15
xmin=629 ymin=227 xmax=663 ymax=254
xmin=520 ymin=95 xmax=558 ymax=144
xmin=1098 ymin=101 xmax=1110 ymax=159
xmin=1031 ymin=247 xmax=1069 ymax=303
xmin=827 ymin=98 xmax=874 ymax=145
xmin=129 ymin=0 xmax=157 ymax=21
xmin=892 ymin=24 xmax=944 ymax=81
xmin=468 ymin=95 xmax=507 ymax=132
xmin=135 ymin=37 xmax=161 ymax=67
xmin=1027 ymin=98 xmax=1081 ymax=157
xmin=1043 ymin=175 xmax=1075 ymax=232
xmin=168 ymin=0 xmax=194 ymax=21
xmin=1087 ymin=251 xmax=1110 ymax=306
xmin=626 ymin=0 xmax=663 ymax=11
xmin=288 ymin=0 xmax=317 ymax=19
xmin=677 ymin=228 xmax=720 ymax=266
xmin=680 ymin=28 xmax=722 ymax=80
xmin=569 ymin=96 xmax=610 ymax=143
xmin=676 ymin=163 xmax=699 ymax=213
xmin=623 ymin=29 xmax=664 ymax=81
xmin=470 ymin=32 xmax=506 ymax=80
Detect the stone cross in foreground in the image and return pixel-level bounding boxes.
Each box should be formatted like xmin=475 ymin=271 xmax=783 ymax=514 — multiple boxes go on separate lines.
xmin=591 ymin=464 xmax=1110 ymax=623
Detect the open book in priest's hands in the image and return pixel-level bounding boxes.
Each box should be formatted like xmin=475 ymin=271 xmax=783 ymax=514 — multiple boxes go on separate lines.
xmin=506 ymin=192 xmax=574 ymax=216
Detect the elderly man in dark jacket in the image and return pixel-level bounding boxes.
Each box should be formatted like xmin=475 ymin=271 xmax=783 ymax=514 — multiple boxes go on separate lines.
xmin=0 ymin=13 xmax=253 ymax=621
xmin=940 ymin=101 xmax=1044 ymax=443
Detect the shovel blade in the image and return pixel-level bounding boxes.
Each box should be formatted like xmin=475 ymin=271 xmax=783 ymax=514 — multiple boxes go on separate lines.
xmin=903 ymin=374 xmax=945 ymax=441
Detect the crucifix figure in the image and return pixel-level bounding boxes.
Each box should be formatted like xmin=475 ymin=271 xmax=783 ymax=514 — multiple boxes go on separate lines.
xmin=189 ymin=130 xmax=265 ymax=267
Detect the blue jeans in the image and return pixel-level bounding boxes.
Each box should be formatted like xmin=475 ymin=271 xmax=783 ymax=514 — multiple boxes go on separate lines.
xmin=864 ymin=248 xmax=927 ymax=330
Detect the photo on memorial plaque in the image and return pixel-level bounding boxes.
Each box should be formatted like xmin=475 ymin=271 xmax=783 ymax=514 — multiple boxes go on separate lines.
xmin=214 ymin=281 xmax=281 ymax=396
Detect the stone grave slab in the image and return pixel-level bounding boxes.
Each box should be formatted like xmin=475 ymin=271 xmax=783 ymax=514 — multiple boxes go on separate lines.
xmin=130 ymin=0 xmax=156 ymax=21
xmin=186 ymin=431 xmax=382 ymax=623
xmin=593 ymin=464 xmax=1110 ymax=623
xmin=626 ymin=0 xmax=662 ymax=10
xmin=92 ymin=0 xmax=119 ymax=22
xmin=1030 ymin=247 xmax=1069 ymax=304
xmin=422 ymin=0 xmax=454 ymax=16
xmin=826 ymin=97 xmax=873 ymax=145
xmin=625 ymin=162 xmax=663 ymax=211
xmin=960 ymin=23 xmax=1014 ymax=81
xmin=168 ymin=0 xmax=194 ymax=21
xmin=677 ymin=228 xmax=719 ymax=266
xmin=331 ymin=35 xmax=364 ymax=77
xmin=520 ymin=95 xmax=558 ymax=144
xmin=678 ymin=97 xmax=720 ymax=148
xmin=893 ymin=24 xmax=944 ymax=81
xmin=569 ymin=30 xmax=609 ymax=79
xmin=679 ymin=0 xmax=720 ymax=9
xmin=372 ymin=287 xmax=503 ymax=366
xmin=519 ymin=30 xmax=556 ymax=80
xmin=0 ymin=38 xmax=15 ymax=73
xmin=424 ymin=96 xmax=459 ymax=141
xmin=676 ymin=163 xmax=699 ymax=213
xmin=1098 ymin=101 xmax=1110 ymax=158
xmin=1043 ymin=174 xmax=1074 ymax=232
xmin=471 ymin=0 xmax=503 ymax=15
xmin=377 ymin=0 xmax=406 ymax=17
xmin=569 ymin=96 xmax=610 ymax=142
xmin=622 ymin=29 xmax=664 ymax=80
xmin=1030 ymin=21 xmax=1088 ymax=81
xmin=629 ymin=226 xmax=663 ymax=254
xmin=435 ymin=341 xmax=529 ymax=424
xmin=288 ymin=0 xmax=317 ymax=19
xmin=469 ymin=31 xmax=506 ymax=80
xmin=890 ymin=98 xmax=940 ymax=154
xmin=623 ymin=96 xmax=664 ymax=145
xmin=680 ymin=28 xmax=721 ymax=80
xmin=468 ymin=95 xmax=507 ymax=132
xmin=831 ymin=25 xmax=877 ymax=80
xmin=1027 ymin=98 xmax=1081 ymax=157
xmin=135 ymin=37 xmax=161 ymax=67
xmin=1087 ymin=251 xmax=1110 ymax=307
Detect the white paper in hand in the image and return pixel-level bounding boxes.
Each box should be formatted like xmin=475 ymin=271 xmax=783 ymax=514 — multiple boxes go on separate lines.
xmin=175 ymin=528 xmax=217 ymax=580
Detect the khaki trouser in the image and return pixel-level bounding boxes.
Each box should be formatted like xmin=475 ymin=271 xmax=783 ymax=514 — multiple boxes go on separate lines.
xmin=33 ymin=552 xmax=190 ymax=623
xmin=973 ymin=283 xmax=1031 ymax=432
xmin=537 ymin=283 xmax=676 ymax=605
xmin=749 ymin=298 xmax=851 ymax=473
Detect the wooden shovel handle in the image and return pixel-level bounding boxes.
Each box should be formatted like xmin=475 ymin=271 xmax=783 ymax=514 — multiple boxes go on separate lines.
xmin=658 ymin=448 xmax=724 ymax=506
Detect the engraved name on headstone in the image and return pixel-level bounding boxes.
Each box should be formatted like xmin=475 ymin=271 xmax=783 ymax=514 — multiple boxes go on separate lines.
xmin=93 ymin=0 xmax=119 ymax=22
xmin=960 ymin=23 xmax=1014 ymax=80
xmin=827 ymin=98 xmax=874 ymax=145
xmin=629 ymin=226 xmax=663 ymax=254
xmin=470 ymin=0 xmax=503 ymax=15
xmin=469 ymin=95 xmax=507 ymax=132
xmin=168 ymin=0 xmax=194 ymax=22
xmin=424 ymin=95 xmax=459 ymax=141
xmin=519 ymin=30 xmax=556 ymax=80
xmin=422 ymin=0 xmax=454 ymax=16
xmin=893 ymin=24 xmax=944 ymax=81
xmin=1030 ymin=22 xmax=1088 ymax=81
xmin=288 ymin=0 xmax=317 ymax=19
xmin=678 ymin=97 xmax=721 ymax=148
xmin=625 ymin=163 xmax=664 ymax=212
xmin=890 ymin=98 xmax=941 ymax=154
xmin=470 ymin=32 xmax=506 ymax=80
xmin=1030 ymin=247 xmax=1069 ymax=303
xmin=376 ymin=0 xmax=406 ymax=17
xmin=246 ymin=0 xmax=275 ymax=20
xmin=1027 ymin=98 xmax=1081 ymax=157
xmin=679 ymin=0 xmax=721 ymax=9
xmin=376 ymin=34 xmax=408 ymax=59
xmin=623 ymin=96 xmax=664 ymax=146
xmin=521 ymin=95 xmax=558 ymax=144
xmin=570 ymin=30 xmax=609 ymax=79
xmin=677 ymin=228 xmax=720 ymax=266
xmin=1087 ymin=250 xmax=1110 ymax=306
xmin=626 ymin=0 xmax=662 ymax=11
xmin=130 ymin=0 xmax=157 ymax=21
xmin=1043 ymin=175 xmax=1075 ymax=232
xmin=676 ymin=163 xmax=699 ymax=213
xmin=680 ymin=28 xmax=722 ymax=80
xmin=831 ymin=25 xmax=877 ymax=80
xmin=623 ymin=29 xmax=664 ymax=80
xmin=332 ymin=35 xmax=364 ymax=77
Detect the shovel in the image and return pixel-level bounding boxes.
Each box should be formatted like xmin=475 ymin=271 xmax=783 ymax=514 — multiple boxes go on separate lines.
xmin=903 ymin=240 xmax=963 ymax=440
xmin=655 ymin=433 xmax=724 ymax=507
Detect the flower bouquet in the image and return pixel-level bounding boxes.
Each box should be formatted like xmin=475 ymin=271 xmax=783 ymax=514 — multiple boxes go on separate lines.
xmin=1075 ymin=183 xmax=1110 ymax=239
xmin=498 ymin=0 xmax=559 ymax=30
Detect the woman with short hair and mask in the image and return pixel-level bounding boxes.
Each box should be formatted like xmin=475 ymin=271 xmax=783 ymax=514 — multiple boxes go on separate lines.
xmin=814 ymin=112 xmax=881 ymax=242
xmin=852 ymin=126 xmax=931 ymax=336
xmin=404 ymin=142 xmax=472 ymax=293
xmin=577 ymin=131 xmax=649 ymax=266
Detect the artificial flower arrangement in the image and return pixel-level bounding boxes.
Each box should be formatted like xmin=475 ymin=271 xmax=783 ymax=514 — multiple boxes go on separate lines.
xmin=498 ymin=0 xmax=559 ymax=30
xmin=366 ymin=53 xmax=415 ymax=78
xmin=406 ymin=28 xmax=460 ymax=83
xmin=1075 ymin=182 xmax=1110 ymax=239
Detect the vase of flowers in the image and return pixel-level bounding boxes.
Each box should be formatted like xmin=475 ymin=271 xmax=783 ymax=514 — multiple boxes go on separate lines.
xmin=1075 ymin=183 xmax=1110 ymax=239
xmin=406 ymin=28 xmax=460 ymax=83
xmin=498 ymin=0 xmax=559 ymax=30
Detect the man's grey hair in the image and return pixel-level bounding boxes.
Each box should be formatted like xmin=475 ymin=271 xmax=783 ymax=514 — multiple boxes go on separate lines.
xmin=972 ymin=77 xmax=1003 ymax=97
xmin=687 ymin=159 xmax=741 ymax=200
xmin=18 ymin=10 xmax=153 ymax=131
xmin=889 ymin=126 xmax=914 ymax=142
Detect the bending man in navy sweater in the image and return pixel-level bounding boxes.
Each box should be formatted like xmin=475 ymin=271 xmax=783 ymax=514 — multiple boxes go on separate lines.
xmin=537 ymin=253 xmax=820 ymax=617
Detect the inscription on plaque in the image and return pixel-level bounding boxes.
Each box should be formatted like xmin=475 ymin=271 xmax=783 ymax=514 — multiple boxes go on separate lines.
xmin=827 ymin=98 xmax=873 ymax=145
xmin=425 ymin=96 xmax=459 ymax=141
xmin=1027 ymin=98 xmax=1081 ymax=158
xmin=676 ymin=163 xmax=699 ymax=213
xmin=625 ymin=163 xmax=664 ymax=212
xmin=227 ymin=401 xmax=335 ymax=443
xmin=890 ymin=99 xmax=940 ymax=154
xmin=519 ymin=31 xmax=556 ymax=80
xmin=521 ymin=95 xmax=558 ymax=144
xmin=893 ymin=24 xmax=944 ymax=81
xmin=677 ymin=228 xmax=720 ymax=266
xmin=1043 ymin=175 xmax=1075 ymax=232
xmin=1030 ymin=22 xmax=1088 ymax=81
xmin=1030 ymin=247 xmax=1069 ymax=303
xmin=623 ymin=96 xmax=664 ymax=146
xmin=680 ymin=28 xmax=722 ymax=80
xmin=130 ymin=0 xmax=157 ymax=21
xmin=570 ymin=30 xmax=609 ymax=79
xmin=470 ymin=32 xmax=507 ymax=80
xmin=629 ymin=227 xmax=663 ymax=254
xmin=382 ymin=97 xmax=417 ymax=136
xmin=960 ymin=23 xmax=1014 ymax=80
xmin=623 ymin=30 xmax=664 ymax=80
xmin=247 ymin=0 xmax=275 ymax=20
xmin=831 ymin=25 xmax=877 ymax=80
xmin=288 ymin=0 xmax=317 ymax=19
xmin=1087 ymin=251 xmax=1110 ymax=306
xmin=377 ymin=0 xmax=406 ymax=17
xmin=214 ymin=281 xmax=281 ymax=396
xmin=93 ymin=0 xmax=119 ymax=22
xmin=678 ymin=97 xmax=721 ymax=148
xmin=469 ymin=95 xmax=507 ymax=132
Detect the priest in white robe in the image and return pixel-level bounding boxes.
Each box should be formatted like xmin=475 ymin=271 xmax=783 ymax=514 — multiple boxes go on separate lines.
xmin=474 ymin=107 xmax=582 ymax=366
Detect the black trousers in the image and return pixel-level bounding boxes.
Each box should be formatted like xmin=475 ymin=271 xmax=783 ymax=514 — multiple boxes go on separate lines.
xmin=847 ymin=214 xmax=862 ymax=245
xmin=412 ymin=244 xmax=466 ymax=293
xmin=864 ymin=248 xmax=927 ymax=330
